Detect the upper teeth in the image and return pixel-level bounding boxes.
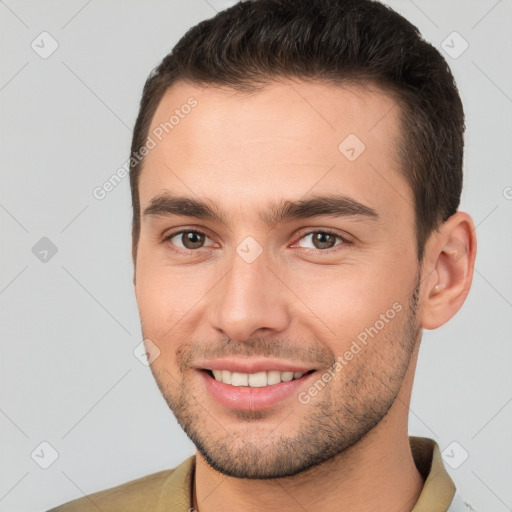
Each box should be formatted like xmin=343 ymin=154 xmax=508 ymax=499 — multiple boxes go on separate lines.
xmin=211 ymin=370 xmax=304 ymax=387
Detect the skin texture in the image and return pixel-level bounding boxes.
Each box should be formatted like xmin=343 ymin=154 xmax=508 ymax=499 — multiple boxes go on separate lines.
xmin=133 ymin=79 xmax=476 ymax=512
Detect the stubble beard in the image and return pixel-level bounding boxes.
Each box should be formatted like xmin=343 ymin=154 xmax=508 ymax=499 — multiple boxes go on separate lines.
xmin=149 ymin=281 xmax=421 ymax=479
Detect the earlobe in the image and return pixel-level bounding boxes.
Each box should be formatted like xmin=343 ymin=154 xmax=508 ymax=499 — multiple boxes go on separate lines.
xmin=420 ymin=212 xmax=477 ymax=330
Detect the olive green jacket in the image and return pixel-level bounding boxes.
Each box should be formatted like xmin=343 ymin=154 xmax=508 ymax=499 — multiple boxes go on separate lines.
xmin=47 ymin=436 xmax=476 ymax=512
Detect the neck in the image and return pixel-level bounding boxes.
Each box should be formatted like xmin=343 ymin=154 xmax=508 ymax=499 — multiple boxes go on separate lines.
xmin=193 ymin=346 xmax=424 ymax=512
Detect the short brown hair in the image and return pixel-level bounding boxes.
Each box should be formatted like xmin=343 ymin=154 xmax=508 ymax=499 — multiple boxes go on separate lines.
xmin=129 ymin=0 xmax=465 ymax=263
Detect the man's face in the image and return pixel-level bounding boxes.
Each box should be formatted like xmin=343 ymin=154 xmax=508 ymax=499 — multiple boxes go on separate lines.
xmin=134 ymin=79 xmax=422 ymax=478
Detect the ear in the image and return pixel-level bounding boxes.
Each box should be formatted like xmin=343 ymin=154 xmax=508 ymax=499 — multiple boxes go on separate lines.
xmin=420 ymin=211 xmax=477 ymax=330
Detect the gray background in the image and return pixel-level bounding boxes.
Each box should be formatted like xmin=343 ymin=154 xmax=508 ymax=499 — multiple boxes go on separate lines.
xmin=1 ymin=1 xmax=511 ymax=511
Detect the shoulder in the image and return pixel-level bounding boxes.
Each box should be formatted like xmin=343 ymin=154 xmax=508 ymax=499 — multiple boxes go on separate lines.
xmin=46 ymin=469 xmax=173 ymax=512
xmin=46 ymin=457 xmax=195 ymax=512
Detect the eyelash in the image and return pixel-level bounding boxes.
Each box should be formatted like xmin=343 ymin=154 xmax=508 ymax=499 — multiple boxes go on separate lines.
xmin=161 ymin=228 xmax=350 ymax=255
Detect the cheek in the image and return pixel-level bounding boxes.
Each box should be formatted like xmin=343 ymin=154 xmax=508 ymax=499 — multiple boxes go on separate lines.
xmin=286 ymin=260 xmax=412 ymax=348
xmin=134 ymin=251 xmax=214 ymax=336
xmin=134 ymin=266 xmax=198 ymax=373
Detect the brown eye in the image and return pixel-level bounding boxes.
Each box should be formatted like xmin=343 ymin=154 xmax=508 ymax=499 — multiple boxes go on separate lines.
xmin=297 ymin=231 xmax=344 ymax=251
xmin=165 ymin=230 xmax=211 ymax=251
xmin=312 ymin=233 xmax=337 ymax=249
xmin=181 ymin=231 xmax=205 ymax=249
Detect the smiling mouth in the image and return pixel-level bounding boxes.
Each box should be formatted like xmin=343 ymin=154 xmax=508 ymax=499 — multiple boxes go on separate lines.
xmin=203 ymin=369 xmax=316 ymax=387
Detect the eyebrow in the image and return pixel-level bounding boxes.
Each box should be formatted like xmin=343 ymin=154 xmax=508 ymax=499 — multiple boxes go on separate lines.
xmin=142 ymin=192 xmax=379 ymax=226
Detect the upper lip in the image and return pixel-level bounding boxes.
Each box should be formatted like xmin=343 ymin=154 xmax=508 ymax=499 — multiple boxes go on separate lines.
xmin=195 ymin=358 xmax=316 ymax=374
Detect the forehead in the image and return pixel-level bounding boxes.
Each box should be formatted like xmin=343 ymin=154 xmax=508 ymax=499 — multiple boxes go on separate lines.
xmin=139 ymin=79 xmax=412 ymax=226
xmin=148 ymin=79 xmax=401 ymax=155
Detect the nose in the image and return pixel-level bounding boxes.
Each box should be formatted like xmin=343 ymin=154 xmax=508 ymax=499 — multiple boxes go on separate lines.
xmin=208 ymin=249 xmax=291 ymax=342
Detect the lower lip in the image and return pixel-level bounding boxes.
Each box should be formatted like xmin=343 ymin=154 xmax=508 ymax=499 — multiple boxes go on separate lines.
xmin=200 ymin=371 xmax=315 ymax=411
